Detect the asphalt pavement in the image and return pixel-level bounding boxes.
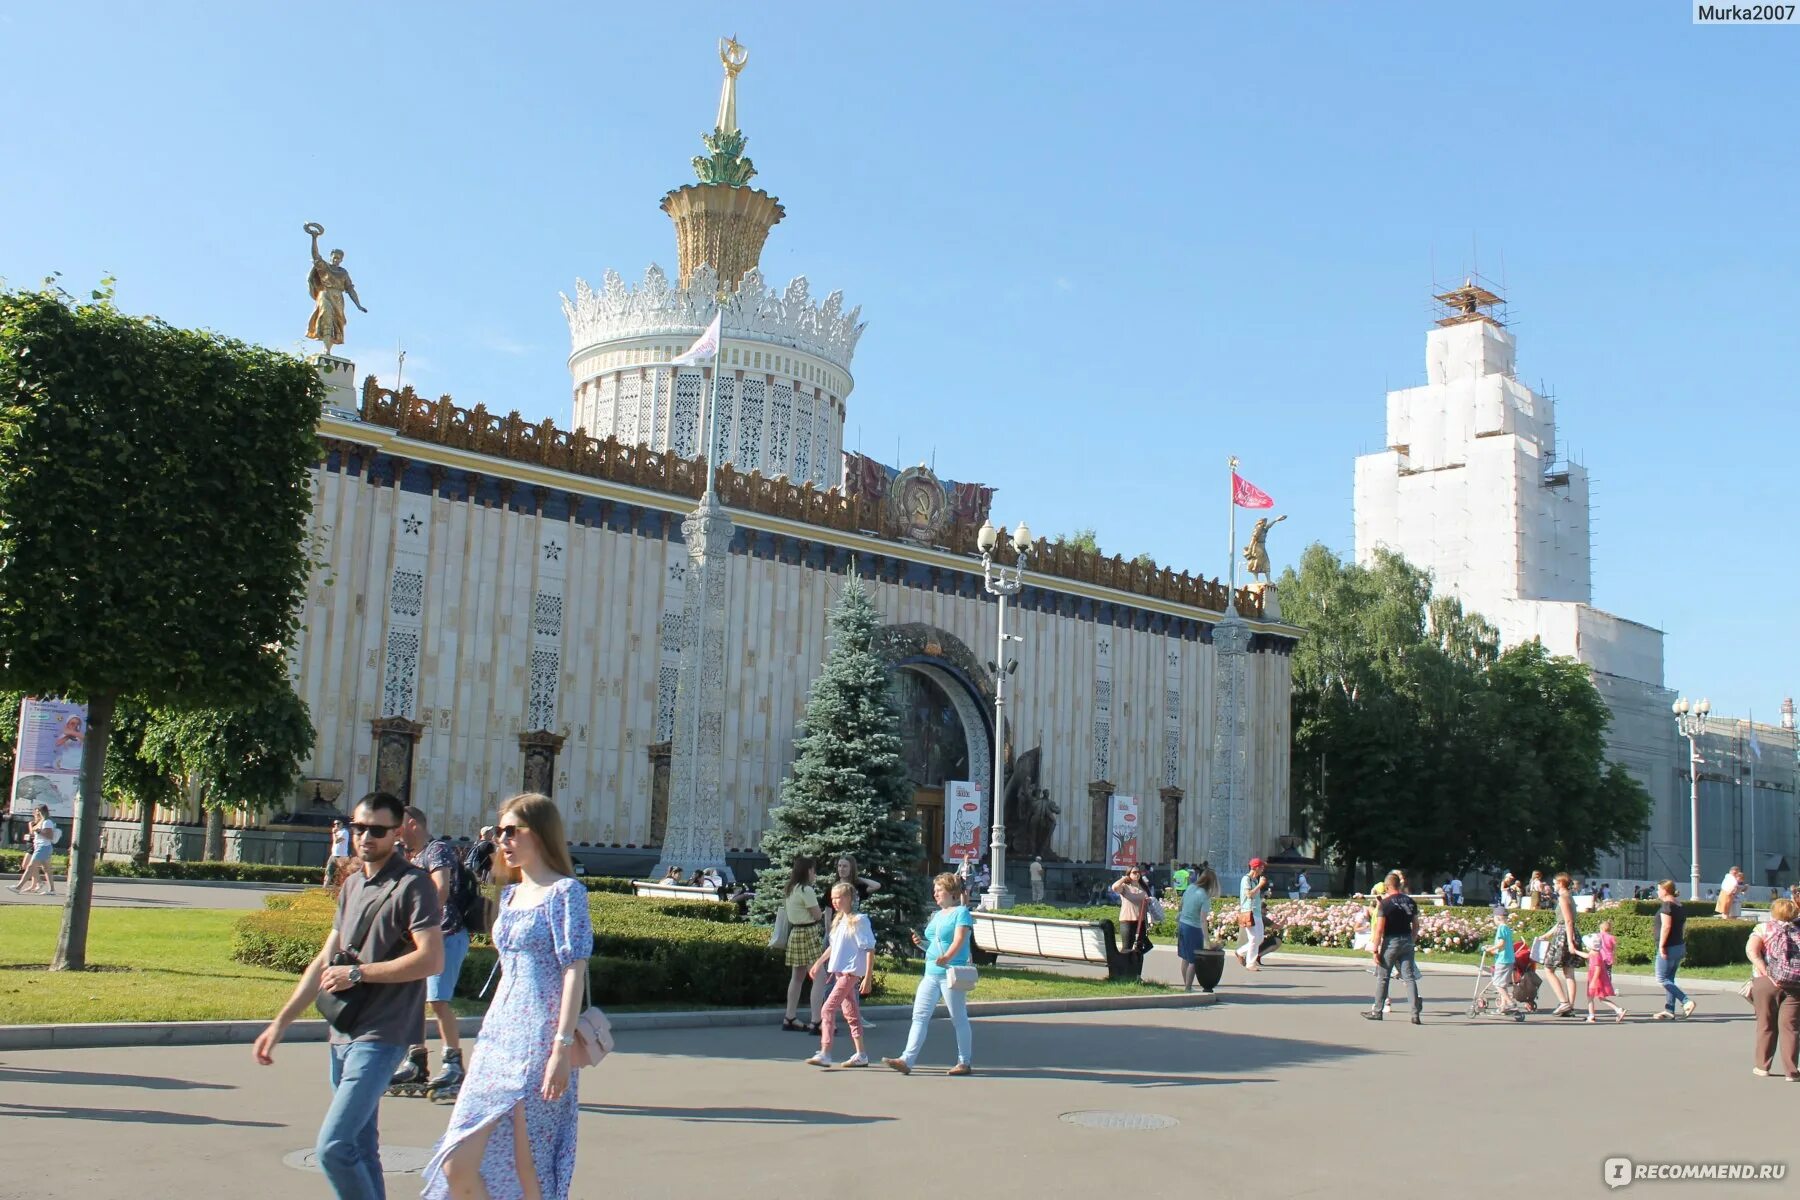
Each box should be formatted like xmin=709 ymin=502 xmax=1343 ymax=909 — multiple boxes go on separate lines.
xmin=0 ymin=956 xmax=1783 ymax=1199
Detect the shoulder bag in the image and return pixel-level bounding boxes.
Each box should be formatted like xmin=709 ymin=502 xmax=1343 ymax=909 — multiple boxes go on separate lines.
xmin=946 ymin=964 xmax=979 ymax=992
xmin=315 ymin=876 xmax=403 ymax=1034
xmin=769 ymin=904 xmax=793 ymax=950
xmin=569 ymin=966 xmax=614 ymax=1069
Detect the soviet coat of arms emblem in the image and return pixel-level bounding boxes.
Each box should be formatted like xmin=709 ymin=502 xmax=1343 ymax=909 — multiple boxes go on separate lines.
xmin=887 ymin=466 xmax=951 ymax=545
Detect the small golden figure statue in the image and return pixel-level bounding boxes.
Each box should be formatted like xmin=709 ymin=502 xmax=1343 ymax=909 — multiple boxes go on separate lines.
xmin=303 ymin=221 xmax=367 ymax=358
xmin=1242 ymin=514 xmax=1287 ymax=583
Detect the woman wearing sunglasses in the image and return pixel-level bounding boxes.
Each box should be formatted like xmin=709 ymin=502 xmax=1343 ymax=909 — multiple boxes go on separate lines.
xmin=424 ymin=792 xmax=593 ymax=1200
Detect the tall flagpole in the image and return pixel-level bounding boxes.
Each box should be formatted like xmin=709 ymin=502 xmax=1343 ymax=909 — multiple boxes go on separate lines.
xmin=703 ymin=305 xmax=725 ymax=504
xmin=1227 ymin=455 xmax=1239 ymax=613
xmin=1748 ymin=710 xmax=1757 ymax=885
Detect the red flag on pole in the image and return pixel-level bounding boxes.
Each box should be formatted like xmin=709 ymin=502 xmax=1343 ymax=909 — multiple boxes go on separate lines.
xmin=1232 ymin=472 xmax=1274 ymax=509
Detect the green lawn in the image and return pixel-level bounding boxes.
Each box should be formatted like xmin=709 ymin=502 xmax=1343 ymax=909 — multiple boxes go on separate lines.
xmin=1 ymin=907 xmax=1169 ymax=1026
xmin=1270 ymin=941 xmax=1753 ymax=982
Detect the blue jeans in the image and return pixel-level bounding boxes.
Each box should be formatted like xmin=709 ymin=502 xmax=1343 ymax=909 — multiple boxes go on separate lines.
xmin=900 ymin=973 xmax=972 ymax=1067
xmin=319 ymin=1040 xmax=409 ymax=1200
xmin=1656 ymin=945 xmax=1690 ymax=1013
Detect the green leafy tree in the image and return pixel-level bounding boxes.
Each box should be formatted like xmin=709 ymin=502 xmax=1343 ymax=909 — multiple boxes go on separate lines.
xmin=102 ymin=699 xmax=181 ymax=866
xmin=0 ymin=689 xmax=22 ymax=790
xmin=1284 ymin=542 xmax=1651 ymax=890
xmin=1055 ymin=529 xmax=1101 ymax=555
xmin=753 ymin=571 xmax=928 ymax=948
xmin=141 ymin=684 xmax=314 ymax=861
xmin=0 ymin=288 xmax=319 ymax=968
xmin=1477 ymin=641 xmax=1652 ymax=874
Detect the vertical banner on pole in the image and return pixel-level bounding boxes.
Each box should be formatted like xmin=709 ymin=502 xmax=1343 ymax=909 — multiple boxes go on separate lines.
xmin=1108 ymin=794 xmax=1140 ymax=867
xmin=9 ymin=697 xmax=87 ymax=820
xmin=944 ymin=781 xmax=986 ymax=862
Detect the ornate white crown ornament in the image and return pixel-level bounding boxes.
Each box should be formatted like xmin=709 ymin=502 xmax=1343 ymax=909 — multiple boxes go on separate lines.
xmin=561 ymin=264 xmax=865 ymax=374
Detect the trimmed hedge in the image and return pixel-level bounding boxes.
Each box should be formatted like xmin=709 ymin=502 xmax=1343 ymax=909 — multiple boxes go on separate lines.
xmin=233 ymin=888 xmax=808 ymax=1007
xmin=578 ymin=876 xmax=636 ymax=895
xmin=1607 ymin=898 xmax=1721 ymax=921
xmin=1 ymin=849 xmax=321 ymax=884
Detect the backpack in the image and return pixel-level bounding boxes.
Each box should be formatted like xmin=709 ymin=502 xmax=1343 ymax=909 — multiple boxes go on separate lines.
xmin=437 ymin=839 xmax=485 ymax=935
xmin=1763 ymin=922 xmax=1800 ymax=986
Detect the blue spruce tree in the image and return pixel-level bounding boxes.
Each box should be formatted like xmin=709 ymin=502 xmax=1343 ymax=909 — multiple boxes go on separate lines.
xmin=754 ymin=569 xmax=927 ymax=948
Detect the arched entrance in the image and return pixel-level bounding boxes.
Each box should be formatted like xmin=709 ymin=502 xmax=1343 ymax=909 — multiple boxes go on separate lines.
xmin=874 ymin=624 xmax=995 ymax=871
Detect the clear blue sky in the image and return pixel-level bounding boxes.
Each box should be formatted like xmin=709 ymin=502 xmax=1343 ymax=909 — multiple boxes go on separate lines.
xmin=3 ymin=2 xmax=1794 ymax=721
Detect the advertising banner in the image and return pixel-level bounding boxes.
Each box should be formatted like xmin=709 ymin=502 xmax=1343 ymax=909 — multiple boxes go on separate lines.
xmin=944 ymin=780 xmax=986 ymax=863
xmin=1108 ymin=793 xmax=1140 ymax=867
xmin=9 ymin=697 xmax=87 ymax=820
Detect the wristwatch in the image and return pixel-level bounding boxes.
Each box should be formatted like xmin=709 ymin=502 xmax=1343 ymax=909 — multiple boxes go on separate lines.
xmin=347 ymin=964 xmax=364 ymax=985
xmin=555 ymin=1033 xmax=576 ymax=1047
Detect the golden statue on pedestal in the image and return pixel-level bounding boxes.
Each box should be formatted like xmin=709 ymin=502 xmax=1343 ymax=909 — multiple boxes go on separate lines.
xmin=1242 ymin=514 xmax=1287 ymax=583
xmin=302 ymin=222 xmax=366 ymax=358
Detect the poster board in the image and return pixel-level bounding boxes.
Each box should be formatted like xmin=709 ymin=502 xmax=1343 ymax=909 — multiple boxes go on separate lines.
xmin=944 ymin=780 xmax=985 ymax=863
xmin=1108 ymin=793 xmax=1139 ymax=867
xmin=10 ymin=697 xmax=87 ymax=820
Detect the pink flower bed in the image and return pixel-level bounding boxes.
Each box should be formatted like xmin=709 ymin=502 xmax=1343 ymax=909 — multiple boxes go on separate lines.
xmin=1209 ymin=900 xmax=1494 ymax=954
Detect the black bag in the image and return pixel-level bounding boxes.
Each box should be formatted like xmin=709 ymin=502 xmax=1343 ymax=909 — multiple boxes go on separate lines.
xmin=315 ymin=878 xmax=401 ymax=1034
xmin=441 ymin=840 xmax=485 ymax=935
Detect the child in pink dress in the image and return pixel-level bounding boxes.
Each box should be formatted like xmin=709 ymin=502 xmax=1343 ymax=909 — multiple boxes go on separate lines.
xmin=1585 ymin=918 xmax=1627 ymax=1023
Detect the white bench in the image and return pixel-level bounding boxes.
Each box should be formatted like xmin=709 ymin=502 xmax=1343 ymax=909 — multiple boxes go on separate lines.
xmin=630 ymin=881 xmax=728 ymax=902
xmin=970 ymin=910 xmax=1134 ymax=977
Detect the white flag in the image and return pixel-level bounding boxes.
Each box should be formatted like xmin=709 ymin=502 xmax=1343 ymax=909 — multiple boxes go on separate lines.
xmin=671 ymin=312 xmax=722 ymax=365
xmin=1750 ymin=725 xmax=1763 ymax=761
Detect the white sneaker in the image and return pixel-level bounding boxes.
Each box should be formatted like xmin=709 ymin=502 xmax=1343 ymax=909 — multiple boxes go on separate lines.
xmin=1680 ymin=999 xmax=1697 ymax=1019
xmin=804 ymin=1053 xmax=833 ymax=1067
xmin=836 ymin=1054 xmax=869 ymax=1068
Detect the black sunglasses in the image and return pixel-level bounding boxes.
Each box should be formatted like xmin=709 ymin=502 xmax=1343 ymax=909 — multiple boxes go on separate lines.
xmin=349 ymin=822 xmax=399 ymax=838
xmin=497 ymin=824 xmax=527 ymax=840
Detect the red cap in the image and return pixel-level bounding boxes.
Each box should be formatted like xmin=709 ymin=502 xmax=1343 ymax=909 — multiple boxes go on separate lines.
xmin=1248 ymin=857 xmax=1265 ymax=869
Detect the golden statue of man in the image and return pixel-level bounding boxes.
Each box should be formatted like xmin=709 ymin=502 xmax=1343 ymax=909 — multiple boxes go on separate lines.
xmin=303 ymin=221 xmax=366 ymax=358
xmin=715 ymin=35 xmax=747 ymax=134
xmin=1242 ymin=514 xmax=1287 ymax=583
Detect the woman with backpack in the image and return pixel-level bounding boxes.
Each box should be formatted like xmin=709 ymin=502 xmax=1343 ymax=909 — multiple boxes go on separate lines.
xmin=1746 ymin=896 xmax=1800 ymax=1079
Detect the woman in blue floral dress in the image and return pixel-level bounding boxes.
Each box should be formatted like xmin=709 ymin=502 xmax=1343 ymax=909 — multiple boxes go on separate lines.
xmin=424 ymin=793 xmax=592 ymax=1200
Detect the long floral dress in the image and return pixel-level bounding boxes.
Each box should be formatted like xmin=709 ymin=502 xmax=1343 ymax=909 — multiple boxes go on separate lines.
xmin=423 ymin=876 xmax=593 ymax=1200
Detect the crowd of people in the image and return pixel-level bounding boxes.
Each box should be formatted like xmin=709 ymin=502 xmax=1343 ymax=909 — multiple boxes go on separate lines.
xmin=233 ymin=786 xmax=1800 ymax=1200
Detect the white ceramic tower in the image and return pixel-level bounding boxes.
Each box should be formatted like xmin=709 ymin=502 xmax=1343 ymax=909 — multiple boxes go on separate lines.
xmin=560 ymin=45 xmax=862 ymax=490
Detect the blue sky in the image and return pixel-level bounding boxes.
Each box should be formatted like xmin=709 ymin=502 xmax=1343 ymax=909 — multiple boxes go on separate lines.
xmin=2 ymin=2 xmax=1794 ymax=720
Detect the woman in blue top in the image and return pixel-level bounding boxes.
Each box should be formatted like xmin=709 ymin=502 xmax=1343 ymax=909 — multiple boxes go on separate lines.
xmin=884 ymin=872 xmax=975 ymax=1076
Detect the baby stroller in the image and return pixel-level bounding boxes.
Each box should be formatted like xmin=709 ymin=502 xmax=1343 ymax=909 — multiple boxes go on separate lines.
xmin=1469 ymin=941 xmax=1538 ymax=1019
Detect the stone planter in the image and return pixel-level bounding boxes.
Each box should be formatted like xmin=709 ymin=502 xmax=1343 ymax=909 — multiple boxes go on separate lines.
xmin=1194 ymin=947 xmax=1226 ymax=992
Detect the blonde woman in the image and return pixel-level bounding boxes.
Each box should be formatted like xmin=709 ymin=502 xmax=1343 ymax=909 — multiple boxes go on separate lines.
xmin=424 ymin=793 xmax=592 ymax=1200
xmin=884 ymin=873 xmax=975 ymax=1076
xmin=806 ymin=881 xmax=875 ymax=1068
xmin=1746 ymin=896 xmax=1800 ymax=1078
xmin=10 ymin=805 xmax=58 ymax=895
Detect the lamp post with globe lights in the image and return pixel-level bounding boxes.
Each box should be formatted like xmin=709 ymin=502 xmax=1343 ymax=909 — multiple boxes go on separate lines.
xmin=976 ymin=518 xmax=1032 ymax=910
xmin=1672 ymin=697 xmax=1711 ymax=900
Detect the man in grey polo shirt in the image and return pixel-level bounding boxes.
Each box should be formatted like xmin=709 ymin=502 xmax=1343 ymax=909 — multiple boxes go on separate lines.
xmin=254 ymin=791 xmax=443 ymax=1200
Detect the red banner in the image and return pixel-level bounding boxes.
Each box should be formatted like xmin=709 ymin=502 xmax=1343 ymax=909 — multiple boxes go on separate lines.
xmin=1232 ymin=472 xmax=1274 ymax=509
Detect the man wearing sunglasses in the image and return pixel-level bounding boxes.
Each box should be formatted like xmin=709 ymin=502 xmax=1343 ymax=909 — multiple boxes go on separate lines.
xmin=253 ymin=791 xmax=444 ymax=1200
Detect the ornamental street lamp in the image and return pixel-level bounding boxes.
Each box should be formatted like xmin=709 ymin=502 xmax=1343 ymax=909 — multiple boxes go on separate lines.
xmin=976 ymin=518 xmax=1032 ymax=910
xmin=1672 ymin=696 xmax=1711 ymax=901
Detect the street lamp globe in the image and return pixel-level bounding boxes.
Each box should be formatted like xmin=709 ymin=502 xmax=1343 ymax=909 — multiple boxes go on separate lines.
xmin=1698 ymin=698 xmax=1712 ymax=715
xmin=1672 ymin=698 xmax=1688 ymax=716
xmin=977 ymin=520 xmax=998 ymax=554
xmin=1013 ymin=522 xmax=1032 ymax=554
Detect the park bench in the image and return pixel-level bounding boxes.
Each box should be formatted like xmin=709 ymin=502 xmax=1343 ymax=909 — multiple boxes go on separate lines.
xmin=630 ymin=881 xmax=729 ymax=903
xmin=969 ymin=909 xmax=1139 ymax=980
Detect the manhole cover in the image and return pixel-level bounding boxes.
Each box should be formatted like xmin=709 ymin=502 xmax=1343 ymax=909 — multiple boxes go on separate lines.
xmin=282 ymin=1146 xmax=433 ymax=1175
xmin=1059 ymin=1110 xmax=1179 ymax=1132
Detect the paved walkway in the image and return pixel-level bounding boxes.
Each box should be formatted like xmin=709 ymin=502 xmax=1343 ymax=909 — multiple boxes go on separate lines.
xmin=1 ymin=875 xmax=303 ymax=910
xmin=0 ymin=957 xmax=1784 ymax=1198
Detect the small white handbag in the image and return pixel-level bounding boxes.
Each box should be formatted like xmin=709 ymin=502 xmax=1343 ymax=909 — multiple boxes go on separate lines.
xmin=569 ymin=974 xmax=614 ymax=1069
xmin=769 ymin=908 xmax=793 ymax=950
xmin=946 ymin=964 xmax=979 ymax=993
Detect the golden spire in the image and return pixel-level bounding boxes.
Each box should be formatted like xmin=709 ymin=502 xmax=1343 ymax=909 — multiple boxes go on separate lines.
xmin=715 ymin=35 xmax=747 ymax=136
